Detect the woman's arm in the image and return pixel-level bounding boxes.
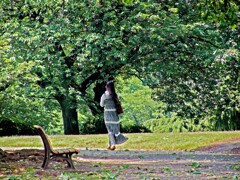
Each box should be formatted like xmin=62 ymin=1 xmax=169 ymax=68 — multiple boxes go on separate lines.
xmin=100 ymin=94 xmax=106 ymax=107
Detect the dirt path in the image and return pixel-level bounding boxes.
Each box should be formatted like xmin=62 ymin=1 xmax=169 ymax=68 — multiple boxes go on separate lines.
xmin=195 ymin=139 xmax=240 ymax=154
xmin=78 ymin=149 xmax=240 ymax=179
xmin=1 ymin=141 xmax=240 ymax=179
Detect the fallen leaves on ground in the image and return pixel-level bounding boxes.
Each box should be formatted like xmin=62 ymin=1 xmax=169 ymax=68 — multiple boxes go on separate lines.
xmin=1 ymin=146 xmax=240 ymax=179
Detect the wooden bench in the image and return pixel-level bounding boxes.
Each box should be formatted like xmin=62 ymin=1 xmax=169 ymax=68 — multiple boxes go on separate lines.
xmin=34 ymin=125 xmax=80 ymax=169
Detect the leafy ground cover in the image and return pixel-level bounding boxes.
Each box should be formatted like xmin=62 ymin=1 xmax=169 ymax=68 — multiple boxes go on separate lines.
xmin=1 ymin=142 xmax=240 ymax=180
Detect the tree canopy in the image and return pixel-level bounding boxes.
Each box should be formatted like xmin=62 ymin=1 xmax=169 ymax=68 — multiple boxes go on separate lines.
xmin=1 ymin=0 xmax=239 ymax=134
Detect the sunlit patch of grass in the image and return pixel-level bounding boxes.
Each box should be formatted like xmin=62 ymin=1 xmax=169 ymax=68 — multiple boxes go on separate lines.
xmin=100 ymin=169 xmax=117 ymax=179
xmin=3 ymin=167 xmax=40 ymax=180
xmin=61 ymin=171 xmax=100 ymax=180
xmin=1 ymin=131 xmax=240 ymax=151
xmin=191 ymin=162 xmax=201 ymax=168
xmin=231 ymin=175 xmax=240 ymax=179
xmin=62 ymin=169 xmax=118 ymax=180
xmin=120 ymin=164 xmax=130 ymax=169
xmin=133 ymin=171 xmax=144 ymax=175
xmin=162 ymin=166 xmax=171 ymax=173
xmin=229 ymin=164 xmax=240 ymax=171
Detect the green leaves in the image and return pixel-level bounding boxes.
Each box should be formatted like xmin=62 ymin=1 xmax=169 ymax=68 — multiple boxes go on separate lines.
xmin=1 ymin=0 xmax=239 ymax=133
xmin=117 ymin=76 xmax=158 ymax=130
xmin=197 ymin=0 xmax=240 ymax=27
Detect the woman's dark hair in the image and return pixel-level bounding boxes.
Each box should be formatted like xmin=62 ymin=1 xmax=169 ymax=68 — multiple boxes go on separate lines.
xmin=106 ymin=80 xmax=119 ymax=102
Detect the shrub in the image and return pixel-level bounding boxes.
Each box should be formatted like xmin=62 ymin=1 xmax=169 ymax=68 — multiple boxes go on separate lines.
xmin=0 ymin=118 xmax=36 ymax=136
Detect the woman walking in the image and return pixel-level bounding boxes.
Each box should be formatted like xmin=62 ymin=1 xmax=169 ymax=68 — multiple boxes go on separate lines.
xmin=100 ymin=80 xmax=128 ymax=150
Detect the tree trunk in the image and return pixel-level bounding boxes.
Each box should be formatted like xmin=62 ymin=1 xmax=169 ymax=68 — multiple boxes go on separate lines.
xmin=83 ymin=81 xmax=107 ymax=134
xmin=93 ymin=81 xmax=106 ymax=115
xmin=57 ymin=96 xmax=80 ymax=135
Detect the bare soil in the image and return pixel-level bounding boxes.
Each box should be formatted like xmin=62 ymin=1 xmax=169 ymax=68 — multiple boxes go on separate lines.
xmin=1 ymin=140 xmax=240 ymax=179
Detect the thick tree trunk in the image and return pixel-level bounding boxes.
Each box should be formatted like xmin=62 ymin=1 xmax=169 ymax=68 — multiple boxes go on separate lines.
xmin=57 ymin=96 xmax=80 ymax=135
xmin=83 ymin=81 xmax=107 ymax=134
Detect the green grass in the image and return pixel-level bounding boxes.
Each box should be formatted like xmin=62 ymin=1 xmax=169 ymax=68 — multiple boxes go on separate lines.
xmin=1 ymin=131 xmax=240 ymax=151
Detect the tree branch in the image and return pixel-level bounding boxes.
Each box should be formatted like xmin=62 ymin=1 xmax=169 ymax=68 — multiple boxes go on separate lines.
xmin=188 ymin=35 xmax=219 ymax=48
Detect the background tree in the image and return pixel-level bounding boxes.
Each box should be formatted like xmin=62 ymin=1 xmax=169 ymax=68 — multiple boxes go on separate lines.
xmin=197 ymin=0 xmax=240 ymax=27
xmin=0 ymin=36 xmax=61 ymax=135
xmin=1 ymin=0 xmax=134 ymax=134
xmin=143 ymin=0 xmax=240 ymax=131
xmin=1 ymin=0 xmax=197 ymax=134
xmin=1 ymin=0 xmax=239 ymax=134
xmin=117 ymin=76 xmax=157 ymax=132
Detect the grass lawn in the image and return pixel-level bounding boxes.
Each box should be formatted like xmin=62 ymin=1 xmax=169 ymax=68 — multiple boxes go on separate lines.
xmin=1 ymin=131 xmax=240 ymax=151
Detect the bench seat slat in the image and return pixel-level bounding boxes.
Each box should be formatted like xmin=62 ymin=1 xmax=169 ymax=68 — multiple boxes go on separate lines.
xmin=52 ymin=148 xmax=80 ymax=154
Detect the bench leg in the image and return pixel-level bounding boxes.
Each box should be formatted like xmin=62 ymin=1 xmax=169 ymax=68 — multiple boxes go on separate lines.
xmin=42 ymin=152 xmax=50 ymax=168
xmin=65 ymin=153 xmax=75 ymax=169
xmin=41 ymin=153 xmax=76 ymax=169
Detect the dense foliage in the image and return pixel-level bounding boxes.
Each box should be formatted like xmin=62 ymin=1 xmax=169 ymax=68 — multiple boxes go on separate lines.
xmin=0 ymin=0 xmax=239 ymax=135
xmin=144 ymin=1 xmax=240 ymax=131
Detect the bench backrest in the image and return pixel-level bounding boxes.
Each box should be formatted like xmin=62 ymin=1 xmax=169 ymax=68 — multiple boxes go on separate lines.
xmin=34 ymin=125 xmax=54 ymax=153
